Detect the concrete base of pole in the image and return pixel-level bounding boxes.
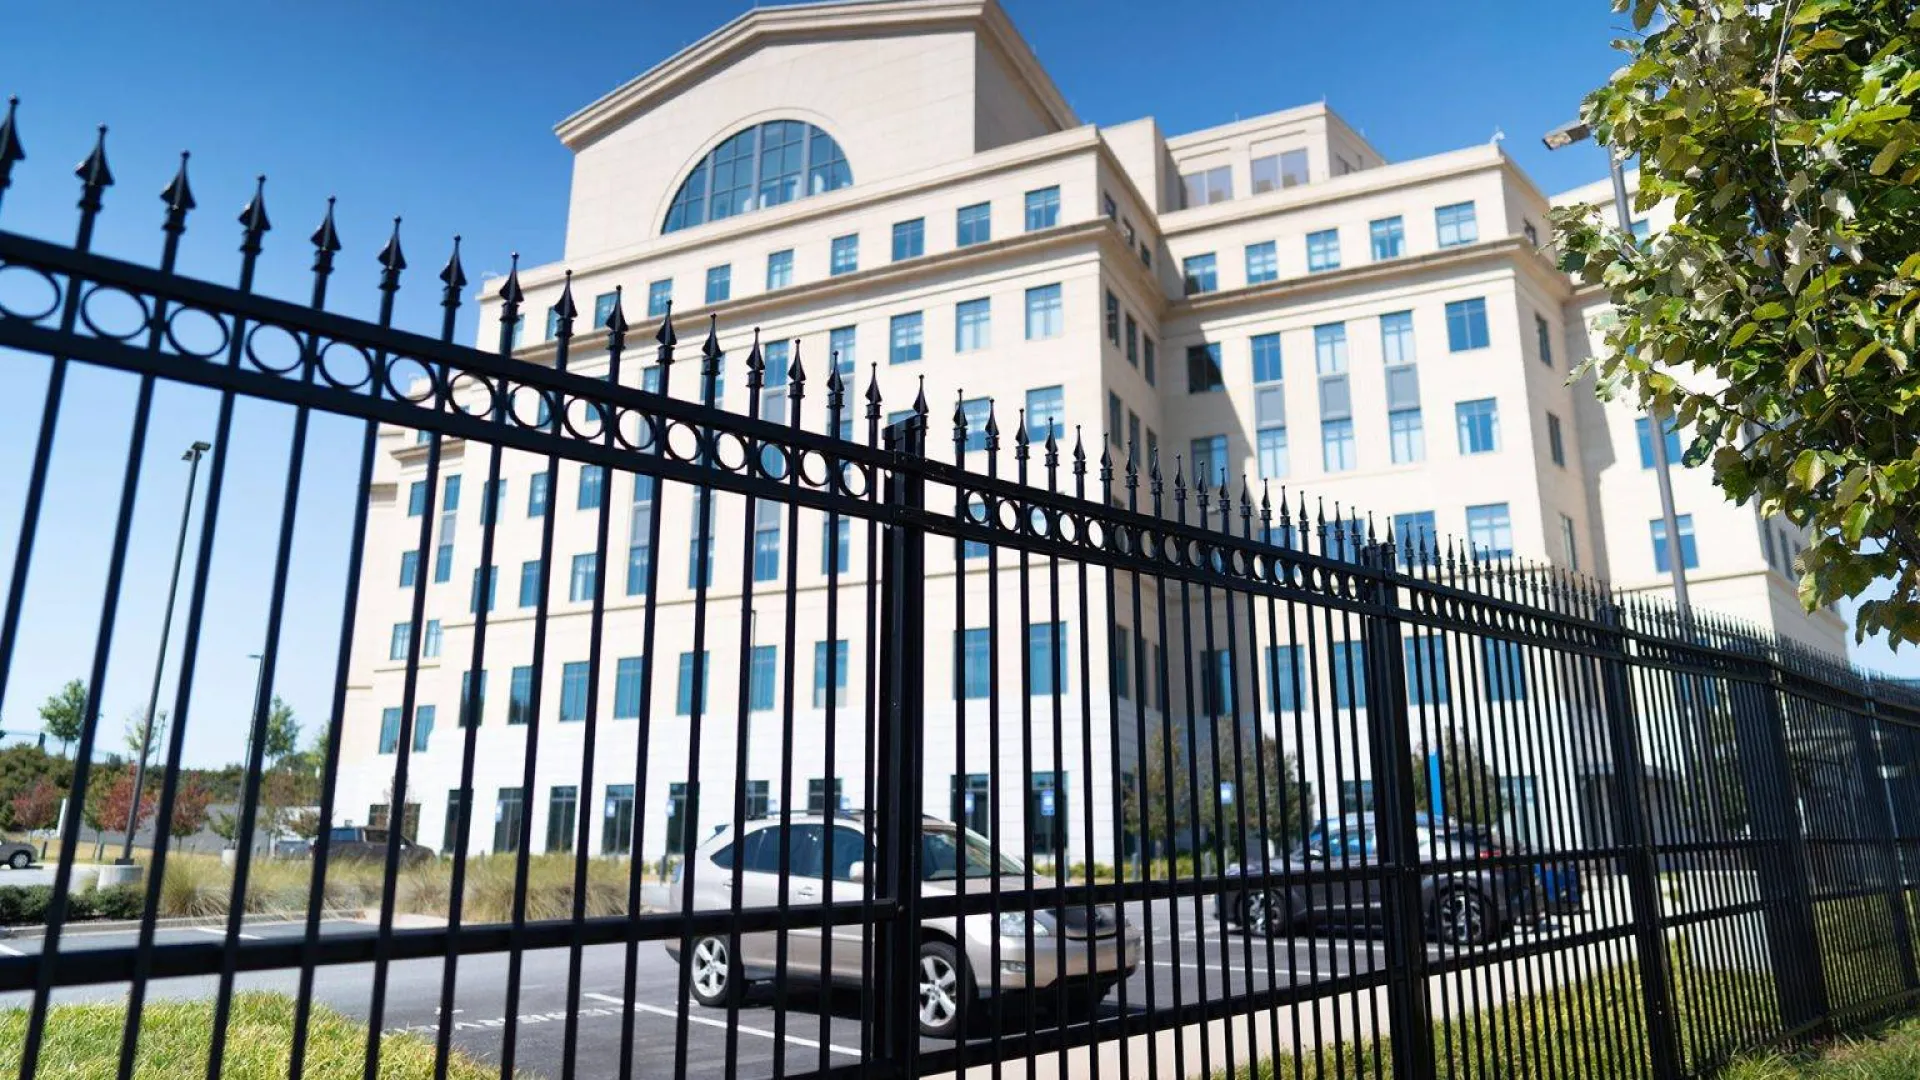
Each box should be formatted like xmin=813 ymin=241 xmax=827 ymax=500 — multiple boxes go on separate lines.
xmin=96 ymin=863 xmax=143 ymax=888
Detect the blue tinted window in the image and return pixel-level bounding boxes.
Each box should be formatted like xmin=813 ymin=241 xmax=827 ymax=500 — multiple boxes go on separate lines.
xmin=1251 ymin=333 xmax=1282 ymax=383
xmin=662 ymin=120 xmax=851 ymax=233
xmin=766 ymin=249 xmax=793 ymax=289
xmin=829 ymin=234 xmax=858 ymax=276
xmin=1651 ymin=514 xmax=1699 ymax=573
xmin=558 ymin=662 xmax=588 ymax=722
xmin=1445 ymin=298 xmax=1489 ymax=351
xmin=1306 ymin=229 xmax=1340 ymax=272
xmin=1245 ymin=241 xmax=1278 ymax=284
xmin=956 ymin=203 xmax=991 ymax=247
xmin=1456 ymin=399 xmax=1499 ymax=454
xmin=1024 ymin=187 xmax=1059 ymax=231
xmin=891 ymin=219 xmax=924 ymax=261
xmin=647 ymin=280 xmax=671 ymax=317
xmin=1182 ymin=253 xmax=1218 ymax=295
xmin=1466 ymin=503 xmax=1513 ymax=559
xmin=613 ymin=656 xmax=644 ymax=720
xmin=889 ymin=312 xmax=923 ymax=365
xmin=1436 ymin=202 xmax=1478 ymax=248
xmin=1370 ymin=216 xmax=1404 ymax=260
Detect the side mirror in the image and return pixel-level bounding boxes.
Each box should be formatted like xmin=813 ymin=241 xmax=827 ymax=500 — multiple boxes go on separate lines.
xmin=847 ymin=860 xmax=867 ymax=883
xmin=1302 ymin=849 xmax=1325 ymax=862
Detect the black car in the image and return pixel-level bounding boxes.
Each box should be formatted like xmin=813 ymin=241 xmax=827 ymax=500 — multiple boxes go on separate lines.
xmin=1215 ymin=813 xmax=1528 ymax=946
xmin=314 ymin=826 xmax=431 ymax=865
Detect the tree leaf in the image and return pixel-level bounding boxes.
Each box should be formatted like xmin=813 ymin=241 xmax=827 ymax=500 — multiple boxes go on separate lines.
xmin=1729 ymin=322 xmax=1760 ymax=347
xmin=1753 ymin=300 xmax=1790 ymax=320
xmin=1872 ymin=137 xmax=1910 ymax=176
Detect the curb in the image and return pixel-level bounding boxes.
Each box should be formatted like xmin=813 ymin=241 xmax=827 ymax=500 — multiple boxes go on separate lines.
xmin=0 ymin=910 xmax=363 ymax=941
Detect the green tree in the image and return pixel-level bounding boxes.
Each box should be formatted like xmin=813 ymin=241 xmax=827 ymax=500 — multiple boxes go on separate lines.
xmin=124 ymin=709 xmax=166 ymax=769
xmin=263 ymin=696 xmax=300 ymax=764
xmin=1122 ymin=726 xmax=1196 ymax=859
xmin=1553 ymin=0 xmax=1920 ymax=643
xmin=38 ymin=679 xmax=88 ymax=757
xmin=0 ymin=744 xmax=70 ymax=832
xmin=1412 ymin=728 xmax=1505 ymax=829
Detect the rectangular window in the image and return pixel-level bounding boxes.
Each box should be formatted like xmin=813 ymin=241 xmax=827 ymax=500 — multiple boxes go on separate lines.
xmin=1267 ymin=646 xmax=1300 ymax=712
xmin=478 ymin=479 xmax=505 ymax=526
xmin=1249 ymin=149 xmax=1308 ymax=194
xmin=1435 ymin=202 xmax=1479 ymax=248
xmin=960 ymin=398 xmax=990 ymax=452
xmin=1445 ymin=298 xmax=1490 ymax=351
xmin=1024 ymin=186 xmax=1059 ymax=231
xmin=1389 ymin=408 xmax=1425 ymax=464
xmin=527 ymin=472 xmax=549 ymax=518
xmin=1330 ymin=641 xmax=1367 ymax=710
xmin=766 ymin=249 xmax=793 ymax=290
xmin=829 ymin=234 xmax=859 ymax=276
xmin=1104 ymin=193 xmax=1118 ymax=221
xmin=1306 ymin=229 xmax=1340 ymax=273
xmin=1467 ymin=503 xmax=1514 ymax=558
xmin=578 ymin=465 xmax=605 ymax=510
xmin=1190 ymin=434 xmax=1227 ymax=484
xmin=545 ymin=786 xmax=578 ymax=854
xmin=407 ymin=480 xmax=427 ymax=517
xmin=613 ymin=656 xmax=643 ymax=720
xmin=1535 ymin=314 xmax=1554 ymax=367
xmin=388 ymin=622 xmax=412 ymax=662
xmin=1322 ymin=419 xmax=1356 ymax=471
xmin=508 ymin=666 xmax=532 ymax=726
xmin=752 ymin=502 xmax=780 ymax=582
xmin=1257 ymin=426 xmax=1288 ymax=478
xmin=822 ymin=516 xmax=850 ymax=574
xmin=1314 ymin=323 xmax=1348 ymax=374
xmin=1651 ymin=514 xmax=1700 ymax=573
xmin=825 ymin=324 xmax=856 ymax=375
xmin=469 ymin=566 xmax=497 ymax=614
xmin=1251 ymin=332 xmax=1282 ymax=383
xmin=956 ymin=203 xmax=991 ymax=247
xmin=1370 ymin=216 xmax=1405 ymax=260
xmin=1547 ymin=412 xmax=1566 ymax=467
xmin=955 ymin=628 xmax=991 ymax=701
xmin=647 ymin=279 xmax=671 ymax=318
xmin=1104 ymin=290 xmax=1119 ymax=344
xmin=1143 ymin=338 xmax=1156 ymax=386
xmin=748 ymin=644 xmax=777 ymax=712
xmin=433 ymin=475 xmax=459 ymax=583
xmin=492 ymin=787 xmax=524 ymax=854
xmin=1128 ymin=411 xmax=1141 ymax=457
xmin=1404 ymin=635 xmax=1450 ymax=706
xmin=807 ymin=778 xmax=844 ymax=815
xmin=1456 ymin=398 xmax=1500 ymax=454
xmin=378 ymin=707 xmax=402 ymax=754
xmin=1182 ymin=253 xmax=1218 ymax=295
xmin=1187 ymin=343 xmax=1224 ymax=393
xmin=1025 ymin=284 xmax=1063 ymax=340
xmin=1026 ymin=385 xmax=1064 ymax=442
xmin=1379 ymin=311 xmax=1415 ymax=365
xmin=813 ymin=640 xmax=849 ymax=708
xmin=675 ymin=652 xmax=707 ymax=717
xmin=1199 ymin=648 xmax=1233 ymax=716
xmin=443 ymin=789 xmax=467 ymax=853
xmin=687 ymin=495 xmax=715 ymax=589
xmin=704 ymin=264 xmax=731 ymax=304
xmin=1560 ymin=512 xmax=1581 ymax=570
xmin=1108 ymin=392 xmax=1123 ymax=445
xmin=459 ymin=669 xmax=486 ymax=727
xmin=518 ymin=558 xmax=542 ymax=609
xmin=891 ymin=218 xmax=924 ymax=261
xmin=601 ymin=785 xmax=635 ymax=855
xmin=559 ymin=661 xmax=588 ymax=723
xmin=1635 ymin=416 xmax=1685 ymax=469
xmin=399 ymin=551 xmax=419 ymax=588
xmin=568 ymin=552 xmax=598 ymax=603
xmin=665 ymin=783 xmax=696 ymax=856
xmin=1124 ymin=315 xmax=1138 ymax=366
xmin=1483 ymin=639 xmax=1527 ymax=702
xmin=1180 ymin=165 xmax=1232 ymax=207
xmin=955 ymin=298 xmax=990 ymax=352
xmin=1393 ymin=510 xmax=1438 ymax=565
xmin=1028 ymin=622 xmax=1067 ymax=695
xmin=1245 ymin=241 xmax=1278 ymax=284
xmin=421 ymin=619 xmax=442 ymax=660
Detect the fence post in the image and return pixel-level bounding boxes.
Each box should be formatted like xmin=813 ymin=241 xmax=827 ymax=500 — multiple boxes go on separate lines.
xmin=875 ymin=415 xmax=928 ymax=1069
xmin=1729 ymin=660 xmax=1829 ymax=1031
xmin=1853 ymin=693 xmax=1919 ymax=991
xmin=1359 ymin=542 xmax=1433 ymax=1080
xmin=1596 ymin=602 xmax=1683 ymax=1080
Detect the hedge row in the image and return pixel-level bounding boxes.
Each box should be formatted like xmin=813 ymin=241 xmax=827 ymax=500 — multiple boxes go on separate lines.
xmin=0 ymin=884 xmax=145 ymax=925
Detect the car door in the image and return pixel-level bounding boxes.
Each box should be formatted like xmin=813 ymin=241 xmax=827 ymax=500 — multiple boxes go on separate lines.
xmin=824 ymin=824 xmax=875 ymax=982
xmin=727 ymin=827 xmax=785 ymax=970
xmin=783 ymin=824 xmax=828 ymax=976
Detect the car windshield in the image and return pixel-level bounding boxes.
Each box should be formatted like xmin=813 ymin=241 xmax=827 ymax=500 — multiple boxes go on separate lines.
xmin=921 ymin=826 xmax=1024 ymax=880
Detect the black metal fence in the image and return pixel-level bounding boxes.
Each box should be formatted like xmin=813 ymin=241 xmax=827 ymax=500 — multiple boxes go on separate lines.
xmin=3 ymin=109 xmax=1920 ymax=1080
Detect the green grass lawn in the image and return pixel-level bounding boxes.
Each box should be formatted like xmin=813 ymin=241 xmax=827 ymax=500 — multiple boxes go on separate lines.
xmin=1721 ymin=1015 xmax=1920 ymax=1080
xmin=0 ymin=992 xmax=498 ymax=1079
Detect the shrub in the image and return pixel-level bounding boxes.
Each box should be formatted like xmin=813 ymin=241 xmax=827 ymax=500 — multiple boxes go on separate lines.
xmin=91 ymin=884 xmax=146 ymax=920
xmin=0 ymin=885 xmax=50 ymax=925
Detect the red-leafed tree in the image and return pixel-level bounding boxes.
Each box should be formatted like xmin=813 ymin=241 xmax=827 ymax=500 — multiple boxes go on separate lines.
xmin=10 ymin=776 xmax=60 ymax=843
xmin=83 ymin=766 xmax=155 ymax=860
xmin=170 ymin=777 xmax=213 ymax=840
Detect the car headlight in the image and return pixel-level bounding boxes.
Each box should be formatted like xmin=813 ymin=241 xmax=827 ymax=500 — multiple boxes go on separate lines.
xmin=998 ymin=912 xmax=1051 ymax=938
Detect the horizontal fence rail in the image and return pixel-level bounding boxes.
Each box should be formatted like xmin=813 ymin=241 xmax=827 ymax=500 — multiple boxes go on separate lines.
xmin=1 ymin=108 xmax=1918 ymax=1080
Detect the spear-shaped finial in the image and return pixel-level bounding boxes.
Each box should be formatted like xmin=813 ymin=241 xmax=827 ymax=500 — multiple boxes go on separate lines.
xmin=699 ymin=313 xmax=721 ymax=403
xmin=865 ymin=363 xmax=882 ymax=420
xmin=744 ymin=329 xmax=765 ymax=390
xmin=912 ymin=375 xmax=928 ymax=422
xmin=438 ymin=235 xmax=467 ymax=311
xmin=786 ymin=339 xmax=805 ymax=396
xmin=984 ymin=400 xmax=1001 ymax=453
xmin=0 ymin=97 xmax=24 ymax=198
xmin=372 ymin=217 xmax=408 ymax=295
xmin=237 ymin=174 xmax=271 ymax=253
xmin=306 ymin=195 xmax=341 ymax=275
xmin=655 ymin=300 xmax=677 ymax=362
xmin=1013 ymin=409 xmax=1031 ymax=462
xmin=825 ymin=353 xmax=845 ymax=399
xmin=159 ymin=151 xmax=195 ymax=235
xmin=552 ymin=271 xmax=579 ymax=342
xmin=75 ymin=124 xmax=112 ymax=213
xmin=953 ymin=390 xmax=969 ymax=446
xmin=604 ymin=284 xmax=628 ymax=336
xmin=1072 ymin=426 xmax=1087 ymax=473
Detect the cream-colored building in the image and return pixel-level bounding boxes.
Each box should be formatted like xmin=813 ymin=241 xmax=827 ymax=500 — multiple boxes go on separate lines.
xmin=337 ymin=0 xmax=1845 ymax=864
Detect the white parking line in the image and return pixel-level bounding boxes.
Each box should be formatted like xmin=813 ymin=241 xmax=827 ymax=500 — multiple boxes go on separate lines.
xmin=0 ymin=942 xmax=24 ymax=957
xmin=582 ymin=992 xmax=861 ymax=1058
xmin=192 ymin=927 xmax=261 ymax=941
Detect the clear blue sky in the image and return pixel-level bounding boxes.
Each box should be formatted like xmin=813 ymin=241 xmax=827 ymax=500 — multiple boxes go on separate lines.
xmin=0 ymin=1 xmax=1910 ymax=766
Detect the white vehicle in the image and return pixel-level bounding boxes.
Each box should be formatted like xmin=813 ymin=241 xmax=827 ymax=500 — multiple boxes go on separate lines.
xmin=662 ymin=813 xmax=1141 ymax=1038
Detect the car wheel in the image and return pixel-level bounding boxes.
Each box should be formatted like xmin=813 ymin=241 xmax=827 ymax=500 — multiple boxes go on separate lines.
xmin=7 ymin=851 xmax=28 ymax=870
xmin=1241 ymin=890 xmax=1285 ymax=935
xmin=686 ymin=935 xmax=746 ymax=1008
xmin=1435 ymin=888 xmax=1495 ymax=947
xmin=917 ymin=940 xmax=972 ymax=1039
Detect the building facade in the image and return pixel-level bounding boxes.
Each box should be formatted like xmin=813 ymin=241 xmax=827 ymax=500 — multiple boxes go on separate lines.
xmin=336 ymin=0 xmax=1846 ymax=866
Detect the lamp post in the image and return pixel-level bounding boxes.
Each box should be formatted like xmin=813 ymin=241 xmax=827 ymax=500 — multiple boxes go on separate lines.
xmin=118 ymin=440 xmax=212 ymax=866
xmin=1543 ymin=121 xmax=1692 ymax=620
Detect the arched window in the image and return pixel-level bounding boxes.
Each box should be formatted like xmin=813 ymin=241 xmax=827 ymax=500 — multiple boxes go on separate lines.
xmin=662 ymin=120 xmax=852 ymax=234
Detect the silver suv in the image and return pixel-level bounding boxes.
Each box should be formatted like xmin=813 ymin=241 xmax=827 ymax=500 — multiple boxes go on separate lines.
xmin=662 ymin=814 xmax=1140 ymax=1038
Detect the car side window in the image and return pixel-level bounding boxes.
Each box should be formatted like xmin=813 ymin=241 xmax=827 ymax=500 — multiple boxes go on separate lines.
xmin=329 ymin=827 xmax=357 ymax=842
xmin=828 ymin=826 xmax=870 ymax=881
xmin=742 ymin=827 xmax=784 ymax=873
xmin=787 ymin=824 xmax=826 ymax=879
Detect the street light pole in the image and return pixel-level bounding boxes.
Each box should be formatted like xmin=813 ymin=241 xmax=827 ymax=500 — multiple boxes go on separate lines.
xmin=1543 ymin=122 xmax=1692 ymax=619
xmin=119 ymin=440 xmax=212 ymax=866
